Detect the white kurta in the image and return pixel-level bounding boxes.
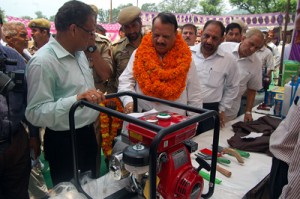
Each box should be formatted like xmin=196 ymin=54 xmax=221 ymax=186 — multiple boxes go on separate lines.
xmin=118 ymin=50 xmax=203 ymax=116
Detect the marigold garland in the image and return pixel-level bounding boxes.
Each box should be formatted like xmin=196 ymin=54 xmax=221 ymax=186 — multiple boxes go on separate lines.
xmin=133 ymin=32 xmax=192 ymax=101
xmin=99 ymin=98 xmax=123 ymax=159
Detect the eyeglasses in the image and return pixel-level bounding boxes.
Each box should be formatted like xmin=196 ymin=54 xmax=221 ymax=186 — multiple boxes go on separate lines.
xmin=76 ymin=24 xmax=95 ymax=36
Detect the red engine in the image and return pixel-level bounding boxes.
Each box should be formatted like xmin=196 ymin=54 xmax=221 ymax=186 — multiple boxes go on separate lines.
xmin=157 ymin=143 xmax=203 ymax=199
xmin=126 ymin=111 xmax=203 ymax=198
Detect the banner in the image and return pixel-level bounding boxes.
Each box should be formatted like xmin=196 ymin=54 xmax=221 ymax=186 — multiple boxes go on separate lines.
xmin=140 ymin=11 xmax=295 ymax=28
xmin=288 ymin=0 xmax=300 ymax=62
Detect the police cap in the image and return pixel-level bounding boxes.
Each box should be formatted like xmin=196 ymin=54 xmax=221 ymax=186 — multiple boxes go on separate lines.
xmin=117 ymin=6 xmax=141 ymax=25
xmin=28 ymin=18 xmax=51 ymax=30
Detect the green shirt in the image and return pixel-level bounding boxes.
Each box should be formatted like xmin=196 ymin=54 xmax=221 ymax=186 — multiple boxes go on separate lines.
xmin=25 ymin=36 xmax=99 ymax=131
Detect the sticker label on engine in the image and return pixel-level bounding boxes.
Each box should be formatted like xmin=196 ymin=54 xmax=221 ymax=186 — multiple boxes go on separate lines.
xmin=129 ymin=131 xmax=143 ymax=142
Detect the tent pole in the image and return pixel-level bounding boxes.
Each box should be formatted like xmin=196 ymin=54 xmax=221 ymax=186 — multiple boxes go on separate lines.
xmin=109 ymin=0 xmax=112 ymax=23
xmin=279 ymin=0 xmax=291 ymax=86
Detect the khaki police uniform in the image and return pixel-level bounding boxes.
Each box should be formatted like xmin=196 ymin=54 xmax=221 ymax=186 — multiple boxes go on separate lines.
xmin=110 ymin=6 xmax=141 ymax=93
xmin=27 ymin=40 xmax=38 ymax=55
xmin=111 ymin=37 xmax=138 ymax=93
xmin=93 ymin=33 xmax=114 ymax=93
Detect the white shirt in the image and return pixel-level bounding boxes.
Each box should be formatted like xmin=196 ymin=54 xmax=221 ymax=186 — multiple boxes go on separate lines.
xmin=270 ymin=97 xmax=300 ymax=199
xmin=256 ymin=46 xmax=274 ymax=71
xmin=267 ymin=42 xmax=280 ymax=67
xmin=190 ymin=43 xmax=240 ymax=112
xmin=118 ymin=50 xmax=203 ymax=116
xmin=283 ymin=43 xmax=292 ymax=60
xmin=220 ymin=42 xmax=262 ymax=119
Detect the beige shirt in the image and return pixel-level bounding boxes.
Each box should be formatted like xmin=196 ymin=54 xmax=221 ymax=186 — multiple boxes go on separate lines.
xmin=111 ymin=37 xmax=137 ymax=93
xmin=93 ymin=33 xmax=113 ymax=93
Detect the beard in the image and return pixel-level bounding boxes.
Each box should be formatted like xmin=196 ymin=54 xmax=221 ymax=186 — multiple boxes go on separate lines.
xmin=126 ymin=32 xmax=140 ymax=42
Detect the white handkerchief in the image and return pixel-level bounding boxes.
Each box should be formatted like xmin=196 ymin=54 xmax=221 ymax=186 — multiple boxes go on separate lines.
xmin=241 ymin=132 xmax=263 ymax=139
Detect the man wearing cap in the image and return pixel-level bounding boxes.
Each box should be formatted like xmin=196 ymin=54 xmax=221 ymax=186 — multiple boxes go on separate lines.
xmin=111 ymin=6 xmax=142 ymax=93
xmin=28 ymin=18 xmax=51 ymax=54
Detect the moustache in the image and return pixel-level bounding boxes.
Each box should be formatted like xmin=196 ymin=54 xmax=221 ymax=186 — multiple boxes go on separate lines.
xmin=203 ymin=43 xmax=214 ymax=50
xmin=156 ymin=43 xmax=166 ymax=47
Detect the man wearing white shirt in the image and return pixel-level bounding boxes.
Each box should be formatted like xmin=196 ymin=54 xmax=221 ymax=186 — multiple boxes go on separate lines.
xmin=191 ymin=20 xmax=239 ymax=133
xmin=256 ymin=44 xmax=274 ymax=77
xmin=265 ymin=30 xmax=280 ymax=85
xmin=220 ymin=29 xmax=264 ymax=122
xmin=118 ymin=13 xmax=202 ymax=116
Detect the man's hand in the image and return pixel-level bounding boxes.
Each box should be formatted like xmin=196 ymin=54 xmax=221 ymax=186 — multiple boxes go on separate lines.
xmin=219 ymin=111 xmax=225 ymax=128
xmin=77 ymin=89 xmax=105 ymax=104
xmin=244 ymin=112 xmax=253 ymax=123
xmin=29 ymin=137 xmax=41 ymax=160
xmin=124 ymin=102 xmax=134 ymax=114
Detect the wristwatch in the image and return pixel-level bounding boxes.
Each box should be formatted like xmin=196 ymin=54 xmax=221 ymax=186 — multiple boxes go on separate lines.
xmin=87 ymin=45 xmax=97 ymax=53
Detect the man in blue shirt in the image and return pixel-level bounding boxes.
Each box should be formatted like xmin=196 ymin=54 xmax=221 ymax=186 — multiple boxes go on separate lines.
xmin=0 ymin=16 xmax=39 ymax=199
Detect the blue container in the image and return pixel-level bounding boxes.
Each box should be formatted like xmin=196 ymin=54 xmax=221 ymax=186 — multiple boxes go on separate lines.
xmin=273 ymin=94 xmax=284 ymax=117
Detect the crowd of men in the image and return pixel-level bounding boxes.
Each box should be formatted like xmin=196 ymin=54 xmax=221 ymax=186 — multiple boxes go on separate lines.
xmin=0 ymin=0 xmax=299 ymax=198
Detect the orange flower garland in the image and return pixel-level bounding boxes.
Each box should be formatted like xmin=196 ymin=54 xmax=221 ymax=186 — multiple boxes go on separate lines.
xmin=133 ymin=33 xmax=192 ymax=101
xmin=99 ymin=98 xmax=123 ymax=159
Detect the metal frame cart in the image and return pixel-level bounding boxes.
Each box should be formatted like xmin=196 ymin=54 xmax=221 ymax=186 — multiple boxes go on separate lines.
xmin=69 ymin=92 xmax=220 ymax=199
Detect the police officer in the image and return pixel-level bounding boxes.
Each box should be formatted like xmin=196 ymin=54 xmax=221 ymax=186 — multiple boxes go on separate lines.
xmin=92 ymin=33 xmax=114 ymax=93
xmin=28 ymin=18 xmax=51 ymax=55
xmin=86 ymin=5 xmax=113 ymax=93
xmin=111 ymin=6 xmax=142 ymax=93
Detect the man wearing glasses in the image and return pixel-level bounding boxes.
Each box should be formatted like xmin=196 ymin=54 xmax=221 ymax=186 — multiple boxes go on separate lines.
xmin=25 ymin=0 xmax=105 ymax=185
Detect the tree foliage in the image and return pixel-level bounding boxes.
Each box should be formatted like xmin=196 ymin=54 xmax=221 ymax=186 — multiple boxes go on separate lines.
xmin=21 ymin=16 xmax=32 ymax=20
xmin=141 ymin=3 xmax=158 ymax=12
xmin=98 ymin=3 xmax=133 ymax=23
xmin=0 ymin=8 xmax=5 ymax=19
xmin=157 ymin=0 xmax=199 ymax=13
xmin=49 ymin=15 xmax=55 ymax=22
xmin=35 ymin=11 xmax=47 ymax=19
xmin=229 ymin=0 xmax=297 ymax=14
xmin=199 ymin=0 xmax=224 ymax=15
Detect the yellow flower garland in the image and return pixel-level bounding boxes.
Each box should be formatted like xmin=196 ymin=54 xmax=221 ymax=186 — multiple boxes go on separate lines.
xmin=133 ymin=32 xmax=192 ymax=101
xmin=99 ymin=98 xmax=123 ymax=159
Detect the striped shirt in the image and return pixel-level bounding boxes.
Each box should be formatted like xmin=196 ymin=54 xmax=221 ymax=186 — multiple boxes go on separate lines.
xmin=270 ymin=96 xmax=300 ymax=199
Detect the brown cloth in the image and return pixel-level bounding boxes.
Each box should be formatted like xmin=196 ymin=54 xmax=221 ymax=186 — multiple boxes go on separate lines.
xmin=228 ymin=116 xmax=282 ymax=155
